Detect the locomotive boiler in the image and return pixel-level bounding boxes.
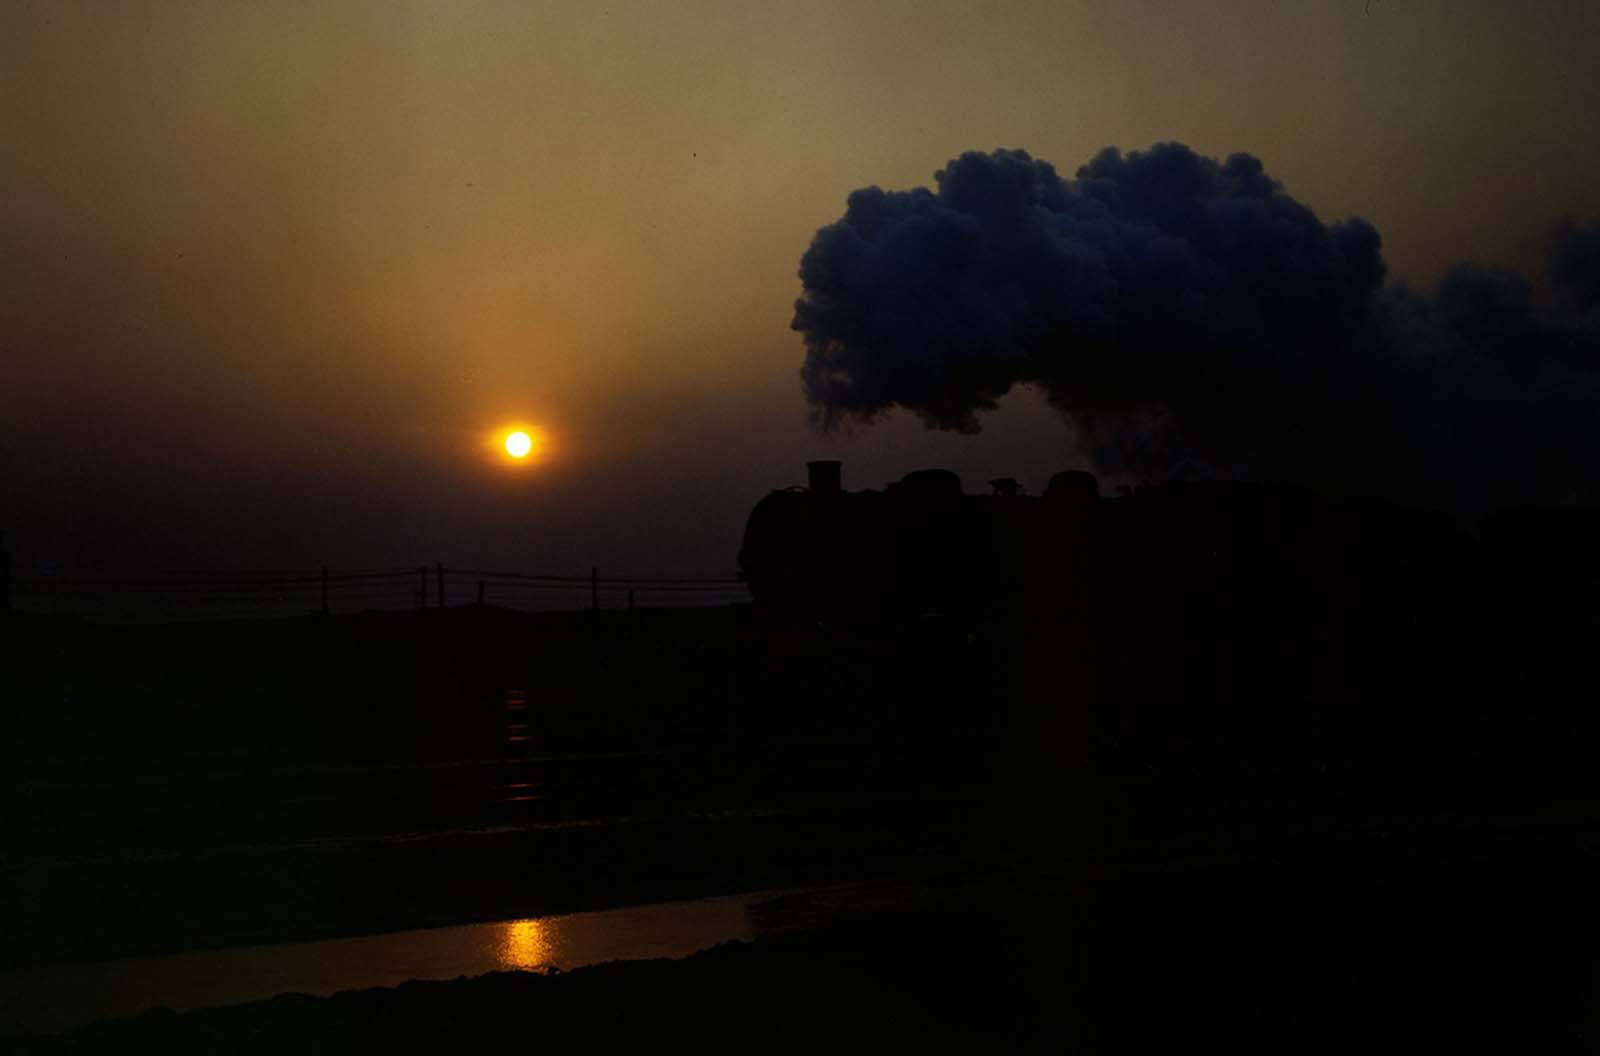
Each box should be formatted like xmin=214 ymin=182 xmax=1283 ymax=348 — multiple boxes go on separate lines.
xmin=738 ymin=461 xmax=1476 ymax=624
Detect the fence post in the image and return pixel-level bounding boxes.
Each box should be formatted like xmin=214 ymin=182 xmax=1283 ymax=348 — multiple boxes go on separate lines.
xmin=628 ymin=588 xmax=635 ymax=612
xmin=436 ymin=563 xmax=445 ymax=609
xmin=477 ymin=579 xmax=485 ymax=606
xmin=419 ymin=566 xmax=428 ymax=609
xmin=591 ymin=567 xmax=599 ymax=611
xmin=320 ymin=565 xmax=329 ymax=615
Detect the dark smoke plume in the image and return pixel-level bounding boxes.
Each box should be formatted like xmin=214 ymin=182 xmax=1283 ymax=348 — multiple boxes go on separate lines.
xmin=793 ymin=143 xmax=1600 ymax=508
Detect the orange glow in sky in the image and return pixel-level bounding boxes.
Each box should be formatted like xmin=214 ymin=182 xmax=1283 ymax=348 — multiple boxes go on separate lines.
xmin=6 ymin=2 xmax=1600 ymax=573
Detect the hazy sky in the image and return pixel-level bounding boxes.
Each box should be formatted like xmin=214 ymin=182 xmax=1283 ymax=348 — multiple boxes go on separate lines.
xmin=4 ymin=0 xmax=1599 ymax=572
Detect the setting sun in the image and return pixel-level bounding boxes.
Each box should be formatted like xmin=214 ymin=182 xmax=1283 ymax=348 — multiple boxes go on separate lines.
xmin=489 ymin=424 xmax=549 ymax=466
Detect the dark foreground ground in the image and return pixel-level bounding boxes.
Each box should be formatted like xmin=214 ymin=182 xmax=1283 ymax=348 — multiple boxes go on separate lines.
xmin=1 ymin=910 xmax=1033 ymax=1055
xmin=6 ymin=595 xmax=1600 ymax=1051
xmin=5 ymin=844 xmax=1597 ymax=1055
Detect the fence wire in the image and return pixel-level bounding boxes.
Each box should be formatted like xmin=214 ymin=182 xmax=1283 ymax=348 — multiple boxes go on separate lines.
xmin=10 ymin=565 xmax=750 ymax=622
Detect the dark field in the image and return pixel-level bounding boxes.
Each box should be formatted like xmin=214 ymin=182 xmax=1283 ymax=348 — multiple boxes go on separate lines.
xmin=5 ymin=591 xmax=1600 ymax=1050
xmin=2 ymin=605 xmax=986 ymax=967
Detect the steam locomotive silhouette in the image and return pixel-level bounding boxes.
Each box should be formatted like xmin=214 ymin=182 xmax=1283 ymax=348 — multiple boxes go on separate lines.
xmin=738 ymin=461 xmax=1596 ymax=623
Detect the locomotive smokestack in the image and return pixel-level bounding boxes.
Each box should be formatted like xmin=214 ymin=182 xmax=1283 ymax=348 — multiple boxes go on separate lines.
xmin=807 ymin=460 xmax=842 ymax=494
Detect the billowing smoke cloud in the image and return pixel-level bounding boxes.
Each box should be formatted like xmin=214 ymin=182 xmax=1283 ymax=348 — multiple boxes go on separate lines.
xmin=793 ymin=143 xmax=1600 ymax=509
